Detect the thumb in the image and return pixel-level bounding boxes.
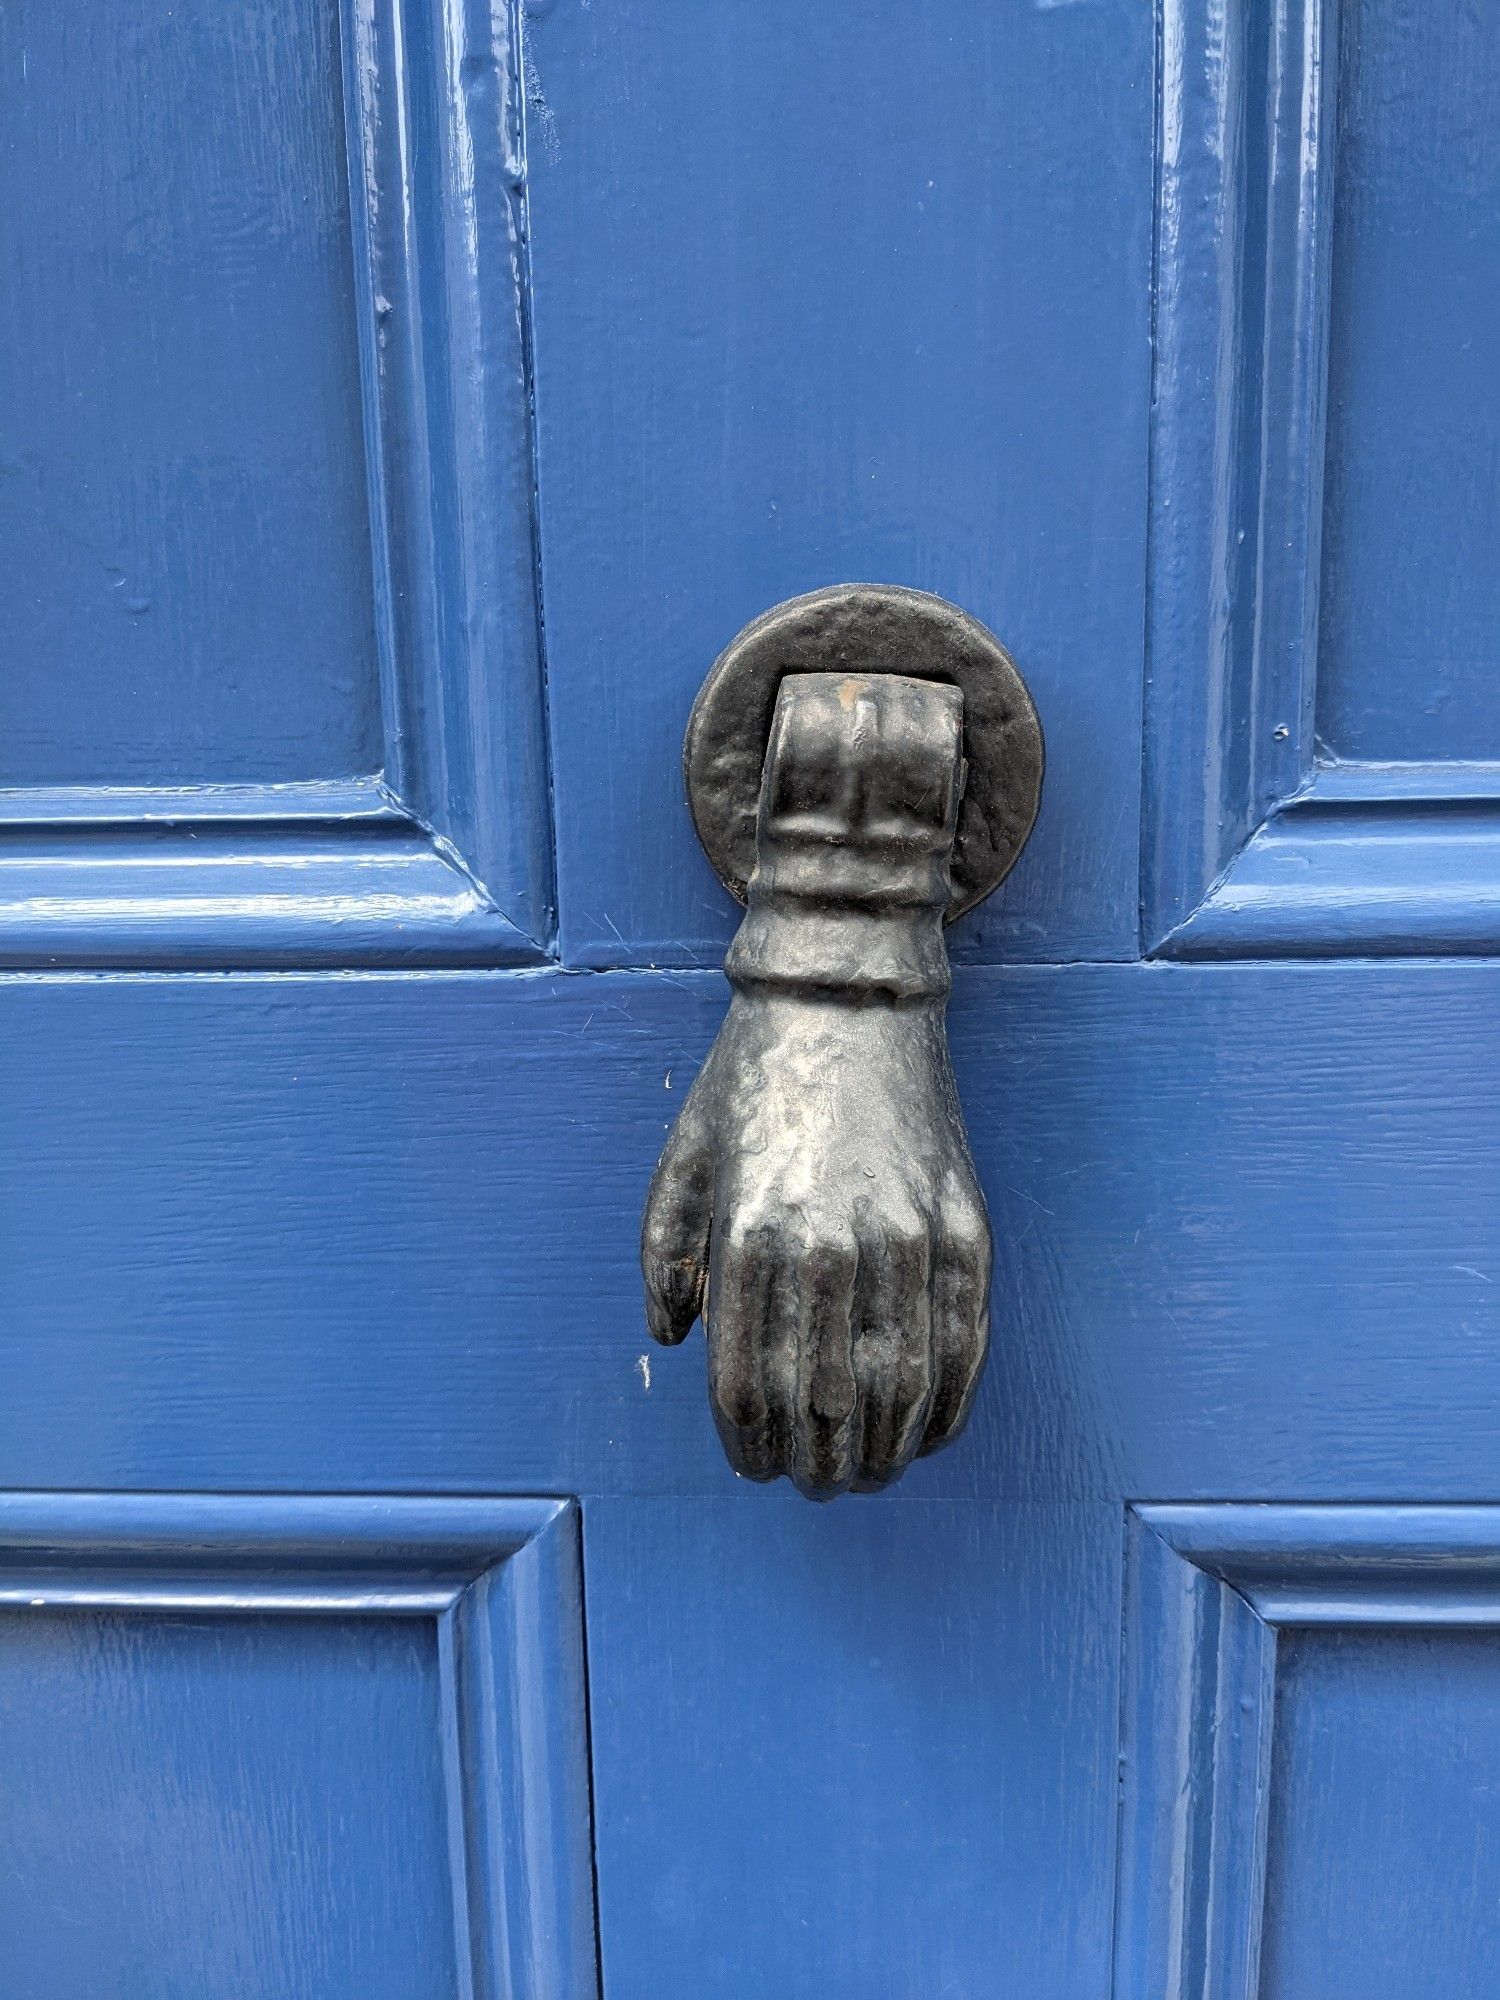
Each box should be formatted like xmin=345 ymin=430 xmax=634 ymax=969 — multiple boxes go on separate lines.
xmin=641 ymin=1084 xmax=714 ymax=1345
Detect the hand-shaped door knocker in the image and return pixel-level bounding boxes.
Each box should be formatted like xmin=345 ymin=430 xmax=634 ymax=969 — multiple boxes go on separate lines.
xmin=642 ymin=585 xmax=1043 ymax=1498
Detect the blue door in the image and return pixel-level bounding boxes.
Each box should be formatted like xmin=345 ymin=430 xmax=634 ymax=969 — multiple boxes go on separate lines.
xmin=4 ymin=1 xmax=1498 ymax=1994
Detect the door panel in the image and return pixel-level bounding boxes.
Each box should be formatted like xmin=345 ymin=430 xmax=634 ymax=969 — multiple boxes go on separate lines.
xmin=1121 ymin=1508 xmax=1500 ymax=2000
xmin=0 ymin=0 xmax=553 ymax=965
xmin=2 ymin=1610 xmax=455 ymax=2000
xmin=0 ymin=1496 xmax=595 ymax=2000
xmin=583 ymin=1498 xmax=1118 ymax=1998
xmin=1 ymin=0 xmax=382 ymax=789
xmin=1145 ymin=0 xmax=1500 ymax=958
xmin=1263 ymin=1629 xmax=1500 ymax=1999
xmin=522 ymin=0 xmax=1156 ymax=969
xmin=1318 ymin=0 xmax=1500 ymax=764
xmin=8 ymin=0 xmax=1500 ymax=1992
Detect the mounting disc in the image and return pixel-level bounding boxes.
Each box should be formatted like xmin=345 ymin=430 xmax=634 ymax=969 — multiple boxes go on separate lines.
xmin=683 ymin=583 xmax=1044 ymax=922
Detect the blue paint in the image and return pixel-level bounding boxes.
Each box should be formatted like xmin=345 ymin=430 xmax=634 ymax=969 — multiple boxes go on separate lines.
xmin=523 ymin=0 xmax=1156 ymax=968
xmin=5 ymin=0 xmax=1500 ymax=1990
xmin=0 ymin=813 xmax=543 ymax=969
xmin=1263 ymin=1631 xmax=1500 ymax=1998
xmin=0 ymin=0 xmax=554 ymax=963
xmin=1122 ymin=1508 xmax=1500 ymax=1999
xmin=1317 ymin=0 xmax=1500 ymax=765
xmin=0 ymin=0 xmax=383 ymax=789
xmin=0 ymin=1495 xmax=594 ymax=2000
xmin=1143 ymin=0 xmax=1335 ymax=947
xmin=344 ymin=0 xmax=555 ymax=941
xmin=2 ymin=1608 xmax=454 ymax=1998
xmin=3 ymin=963 xmax=1497 ymax=1505
xmin=1145 ymin=0 xmax=1500 ymax=958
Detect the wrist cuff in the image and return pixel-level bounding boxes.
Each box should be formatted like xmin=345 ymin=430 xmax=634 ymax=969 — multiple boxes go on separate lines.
xmin=725 ymin=895 xmax=950 ymax=1003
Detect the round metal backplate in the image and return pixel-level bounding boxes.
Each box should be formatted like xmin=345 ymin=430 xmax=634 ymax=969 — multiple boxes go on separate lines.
xmin=683 ymin=584 xmax=1044 ymax=922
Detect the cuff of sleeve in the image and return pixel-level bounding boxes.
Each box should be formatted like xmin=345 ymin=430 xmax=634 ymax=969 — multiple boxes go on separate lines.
xmin=725 ymin=897 xmax=950 ymax=1003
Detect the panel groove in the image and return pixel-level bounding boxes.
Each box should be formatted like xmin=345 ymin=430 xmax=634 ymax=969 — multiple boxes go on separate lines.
xmin=1143 ymin=0 xmax=1500 ymax=958
xmin=1117 ymin=1504 xmax=1500 ymax=1998
xmin=2 ymin=0 xmax=556 ymax=970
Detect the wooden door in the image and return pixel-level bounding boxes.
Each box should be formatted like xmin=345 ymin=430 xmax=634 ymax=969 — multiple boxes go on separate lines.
xmin=4 ymin=2 xmax=1498 ymax=1995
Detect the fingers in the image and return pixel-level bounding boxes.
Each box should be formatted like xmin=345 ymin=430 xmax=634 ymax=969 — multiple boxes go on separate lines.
xmin=693 ymin=1168 xmax=992 ymax=1489
xmin=919 ymin=1200 xmax=992 ymax=1460
xmin=708 ymin=1223 xmax=860 ymax=1491
xmin=640 ymin=1091 xmax=714 ymax=1346
xmin=849 ymin=1230 xmax=933 ymax=1493
xmin=705 ymin=1218 xmax=777 ymax=1477
xmin=706 ymin=1205 xmax=989 ymax=1491
xmin=788 ymin=1243 xmax=859 ymax=1498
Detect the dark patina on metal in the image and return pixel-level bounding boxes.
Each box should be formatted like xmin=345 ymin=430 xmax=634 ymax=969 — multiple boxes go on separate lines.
xmin=683 ymin=583 xmax=1043 ymax=920
xmin=643 ymin=585 xmax=1043 ymax=1498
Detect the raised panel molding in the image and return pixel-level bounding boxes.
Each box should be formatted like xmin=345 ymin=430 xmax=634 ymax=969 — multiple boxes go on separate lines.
xmin=0 ymin=1492 xmax=597 ymax=1997
xmin=0 ymin=0 xmax=554 ymax=968
xmin=1113 ymin=1504 xmax=1500 ymax=1999
xmin=1143 ymin=0 xmax=1500 ymax=958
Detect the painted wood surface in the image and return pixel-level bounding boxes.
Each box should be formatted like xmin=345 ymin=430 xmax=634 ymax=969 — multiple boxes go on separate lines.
xmin=1143 ymin=0 xmax=1500 ymax=959
xmin=1263 ymin=1631 xmax=1500 ymax=1998
xmin=1121 ymin=1507 xmax=1500 ymax=2000
xmin=523 ymin=0 xmax=1156 ymax=968
xmin=0 ymin=1495 xmax=595 ymax=2000
xmin=8 ymin=0 xmax=1500 ymax=1990
xmin=0 ymin=0 xmax=555 ymax=963
xmin=1 ymin=0 xmax=382 ymax=789
xmin=8 ymin=952 xmax=1500 ymax=1993
xmin=5 ymin=962 xmax=1498 ymax=1505
xmin=1317 ymin=0 xmax=1500 ymax=764
xmin=584 ymin=1495 xmax=1119 ymax=2000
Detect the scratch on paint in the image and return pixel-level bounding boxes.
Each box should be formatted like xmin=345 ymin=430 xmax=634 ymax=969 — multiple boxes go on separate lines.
xmin=522 ymin=42 xmax=561 ymax=163
xmin=636 ymin=1353 xmax=652 ymax=1391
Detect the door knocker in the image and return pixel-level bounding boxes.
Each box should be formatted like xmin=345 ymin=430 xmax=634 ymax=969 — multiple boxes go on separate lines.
xmin=642 ymin=585 xmax=1043 ymax=1497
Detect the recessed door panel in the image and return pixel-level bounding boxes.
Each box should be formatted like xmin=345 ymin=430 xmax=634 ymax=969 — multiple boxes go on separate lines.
xmin=0 ymin=0 xmax=382 ymax=788
xmin=1318 ymin=0 xmax=1500 ymax=767
xmin=1262 ymin=1629 xmax=1500 ymax=2000
xmin=0 ymin=1608 xmax=455 ymax=2000
xmin=0 ymin=1497 xmax=596 ymax=2000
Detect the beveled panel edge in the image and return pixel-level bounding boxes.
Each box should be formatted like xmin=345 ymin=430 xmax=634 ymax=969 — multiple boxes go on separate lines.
xmin=3 ymin=0 xmax=558 ymax=969
xmin=0 ymin=808 xmax=546 ymax=969
xmin=1141 ymin=0 xmax=1336 ymax=953
xmin=1153 ymin=796 xmax=1500 ymax=958
xmin=1142 ymin=0 xmax=1500 ymax=960
xmin=0 ymin=1491 xmax=598 ymax=2000
xmin=342 ymin=0 xmax=557 ymax=951
xmin=1113 ymin=1507 xmax=1275 ymax=2000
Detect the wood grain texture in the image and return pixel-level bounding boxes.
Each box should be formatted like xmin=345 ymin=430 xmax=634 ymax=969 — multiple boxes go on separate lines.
xmin=0 ymin=0 xmax=383 ymax=789
xmin=584 ymin=1495 xmax=1119 ymax=2000
xmin=0 ymin=1494 xmax=596 ymax=2000
xmin=0 ymin=0 xmax=556 ymax=965
xmin=1317 ymin=0 xmax=1500 ymax=765
xmin=1119 ymin=1507 xmax=1500 ymax=2000
xmin=521 ymin=0 xmax=1155 ymax=968
xmin=4 ymin=961 xmax=1497 ymax=1504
